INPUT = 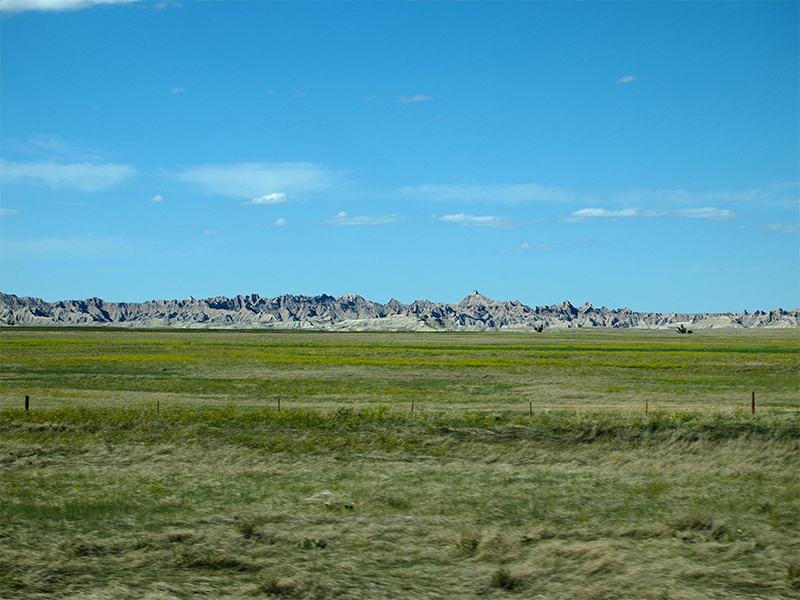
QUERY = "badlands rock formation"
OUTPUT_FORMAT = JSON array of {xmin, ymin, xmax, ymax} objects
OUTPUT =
[{"xmin": 1, "ymin": 291, "xmax": 797, "ymax": 331}]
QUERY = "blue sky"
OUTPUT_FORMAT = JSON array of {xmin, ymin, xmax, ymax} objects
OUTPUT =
[{"xmin": 1, "ymin": 0, "xmax": 798, "ymax": 313}]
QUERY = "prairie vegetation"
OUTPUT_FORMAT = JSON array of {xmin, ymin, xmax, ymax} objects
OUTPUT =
[{"xmin": 1, "ymin": 327, "xmax": 798, "ymax": 599}]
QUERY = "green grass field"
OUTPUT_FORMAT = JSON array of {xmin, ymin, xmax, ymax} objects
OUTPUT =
[{"xmin": 1, "ymin": 327, "xmax": 798, "ymax": 599}]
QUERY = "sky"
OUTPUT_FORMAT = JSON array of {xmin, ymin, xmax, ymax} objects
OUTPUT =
[{"xmin": 1, "ymin": 0, "xmax": 798, "ymax": 313}]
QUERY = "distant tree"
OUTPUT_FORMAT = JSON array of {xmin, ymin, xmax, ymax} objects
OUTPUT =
[
  {"xmin": 534, "ymin": 324, "xmax": 544, "ymax": 333},
  {"xmin": 676, "ymin": 324, "xmax": 693, "ymax": 334}
]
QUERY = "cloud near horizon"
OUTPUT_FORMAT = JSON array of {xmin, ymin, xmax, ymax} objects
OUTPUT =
[
  {"xmin": 174, "ymin": 162, "xmax": 340, "ymax": 199},
  {"xmin": 0, "ymin": 160, "xmax": 136, "ymax": 192},
  {"xmin": 399, "ymin": 182, "xmax": 577, "ymax": 204},
  {"xmin": 327, "ymin": 211, "xmax": 402, "ymax": 226},
  {"xmin": 439, "ymin": 214, "xmax": 517, "ymax": 228},
  {"xmin": 1, "ymin": 208, "xmax": 19, "ymax": 216},
  {"xmin": 566, "ymin": 206, "xmax": 739, "ymax": 222},
  {"xmin": 241, "ymin": 192, "xmax": 289, "ymax": 206},
  {"xmin": 502, "ymin": 242, "xmax": 551, "ymax": 253},
  {"xmin": 763, "ymin": 222, "xmax": 800, "ymax": 233},
  {"xmin": 399, "ymin": 94, "xmax": 432, "ymax": 103},
  {"xmin": 615, "ymin": 75, "xmax": 637, "ymax": 83},
  {"xmin": 149, "ymin": 194, "xmax": 167, "ymax": 202},
  {"xmin": 0, "ymin": 0, "xmax": 139, "ymax": 12}
]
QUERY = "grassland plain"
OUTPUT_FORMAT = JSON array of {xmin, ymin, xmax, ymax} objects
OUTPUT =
[{"xmin": 0, "ymin": 327, "xmax": 799, "ymax": 599}]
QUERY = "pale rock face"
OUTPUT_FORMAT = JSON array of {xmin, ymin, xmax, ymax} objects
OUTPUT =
[{"xmin": 0, "ymin": 292, "xmax": 797, "ymax": 330}]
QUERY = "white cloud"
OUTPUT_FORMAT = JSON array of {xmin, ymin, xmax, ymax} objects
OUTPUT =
[
  {"xmin": 204, "ymin": 230, "xmax": 218, "ymax": 236},
  {"xmin": 327, "ymin": 211, "xmax": 402, "ymax": 226},
  {"xmin": 399, "ymin": 94, "xmax": 433, "ymax": 103},
  {"xmin": 399, "ymin": 182, "xmax": 576, "ymax": 204},
  {"xmin": 149, "ymin": 194, "xmax": 167, "ymax": 202},
  {"xmin": 439, "ymin": 214, "xmax": 517, "ymax": 228},
  {"xmin": 241, "ymin": 192, "xmax": 289, "ymax": 206},
  {"xmin": 0, "ymin": 0, "xmax": 139, "ymax": 12},
  {"xmin": 169, "ymin": 87, "xmax": 185, "ymax": 94},
  {"xmin": 0, "ymin": 160, "xmax": 136, "ymax": 192},
  {"xmin": 274, "ymin": 218, "xmax": 287, "ymax": 227},
  {"xmin": 174, "ymin": 162, "xmax": 339, "ymax": 199},
  {"xmin": 0, "ymin": 208, "xmax": 19, "ymax": 216},
  {"xmin": 615, "ymin": 76, "xmax": 637, "ymax": 83},
  {"xmin": 764, "ymin": 223, "xmax": 800, "ymax": 233},
  {"xmin": 154, "ymin": 0, "xmax": 180, "ymax": 9}
]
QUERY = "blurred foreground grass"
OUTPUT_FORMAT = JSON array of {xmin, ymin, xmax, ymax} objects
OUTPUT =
[{"xmin": 1, "ymin": 328, "xmax": 798, "ymax": 598}]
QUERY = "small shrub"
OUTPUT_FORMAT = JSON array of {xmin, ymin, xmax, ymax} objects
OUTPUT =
[
  {"xmin": 300, "ymin": 537, "xmax": 326, "ymax": 549},
  {"xmin": 455, "ymin": 530, "xmax": 481, "ymax": 556},
  {"xmin": 787, "ymin": 558, "xmax": 800, "ymax": 589},
  {"xmin": 257, "ymin": 575, "xmax": 297, "ymax": 596},
  {"xmin": 490, "ymin": 567, "xmax": 520, "ymax": 590},
  {"xmin": 234, "ymin": 516, "xmax": 258, "ymax": 539}
]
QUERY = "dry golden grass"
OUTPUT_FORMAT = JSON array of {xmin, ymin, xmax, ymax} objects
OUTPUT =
[{"xmin": 1, "ymin": 328, "xmax": 798, "ymax": 598}]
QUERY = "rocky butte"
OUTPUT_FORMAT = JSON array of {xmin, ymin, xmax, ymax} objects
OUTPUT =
[{"xmin": 1, "ymin": 291, "xmax": 797, "ymax": 331}]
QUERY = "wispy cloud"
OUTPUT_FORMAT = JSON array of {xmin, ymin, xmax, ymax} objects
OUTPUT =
[
  {"xmin": 0, "ymin": 208, "xmax": 19, "ymax": 216},
  {"xmin": 154, "ymin": 0, "xmax": 180, "ymax": 9},
  {"xmin": 502, "ymin": 242, "xmax": 551, "ymax": 253},
  {"xmin": 169, "ymin": 87, "xmax": 185, "ymax": 94},
  {"xmin": 149, "ymin": 194, "xmax": 167, "ymax": 202},
  {"xmin": 0, "ymin": 0, "xmax": 140, "ymax": 13},
  {"xmin": 615, "ymin": 75, "xmax": 637, "ymax": 83},
  {"xmin": 204, "ymin": 230, "xmax": 218, "ymax": 236},
  {"xmin": 274, "ymin": 218, "xmax": 287, "ymax": 227},
  {"xmin": 0, "ymin": 160, "xmax": 136, "ymax": 192},
  {"xmin": 326, "ymin": 211, "xmax": 402, "ymax": 226},
  {"xmin": 7, "ymin": 134, "xmax": 106, "ymax": 162},
  {"xmin": 174, "ymin": 162, "xmax": 340, "ymax": 199},
  {"xmin": 764, "ymin": 223, "xmax": 800, "ymax": 233},
  {"xmin": 399, "ymin": 182, "xmax": 576, "ymax": 204},
  {"xmin": 568, "ymin": 208, "xmax": 640, "ymax": 221},
  {"xmin": 670, "ymin": 207, "xmax": 737, "ymax": 220},
  {"xmin": 439, "ymin": 214, "xmax": 517, "ymax": 228},
  {"xmin": 565, "ymin": 206, "xmax": 739, "ymax": 222},
  {"xmin": 0, "ymin": 235, "xmax": 123, "ymax": 258},
  {"xmin": 399, "ymin": 94, "xmax": 432, "ymax": 103},
  {"xmin": 241, "ymin": 192, "xmax": 289, "ymax": 206}
]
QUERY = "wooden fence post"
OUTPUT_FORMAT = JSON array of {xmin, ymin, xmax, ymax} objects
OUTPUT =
[
  {"xmin": 25, "ymin": 395, "xmax": 29, "ymax": 411},
  {"xmin": 751, "ymin": 391, "xmax": 755, "ymax": 415}
]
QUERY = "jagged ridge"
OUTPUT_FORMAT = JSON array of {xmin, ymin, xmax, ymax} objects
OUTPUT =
[{"xmin": 1, "ymin": 290, "xmax": 797, "ymax": 330}]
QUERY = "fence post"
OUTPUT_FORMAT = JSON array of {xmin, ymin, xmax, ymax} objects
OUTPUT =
[
  {"xmin": 529, "ymin": 399, "xmax": 533, "ymax": 416},
  {"xmin": 645, "ymin": 399, "xmax": 648, "ymax": 413},
  {"xmin": 25, "ymin": 395, "xmax": 29, "ymax": 411},
  {"xmin": 751, "ymin": 391, "xmax": 755, "ymax": 415}
]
